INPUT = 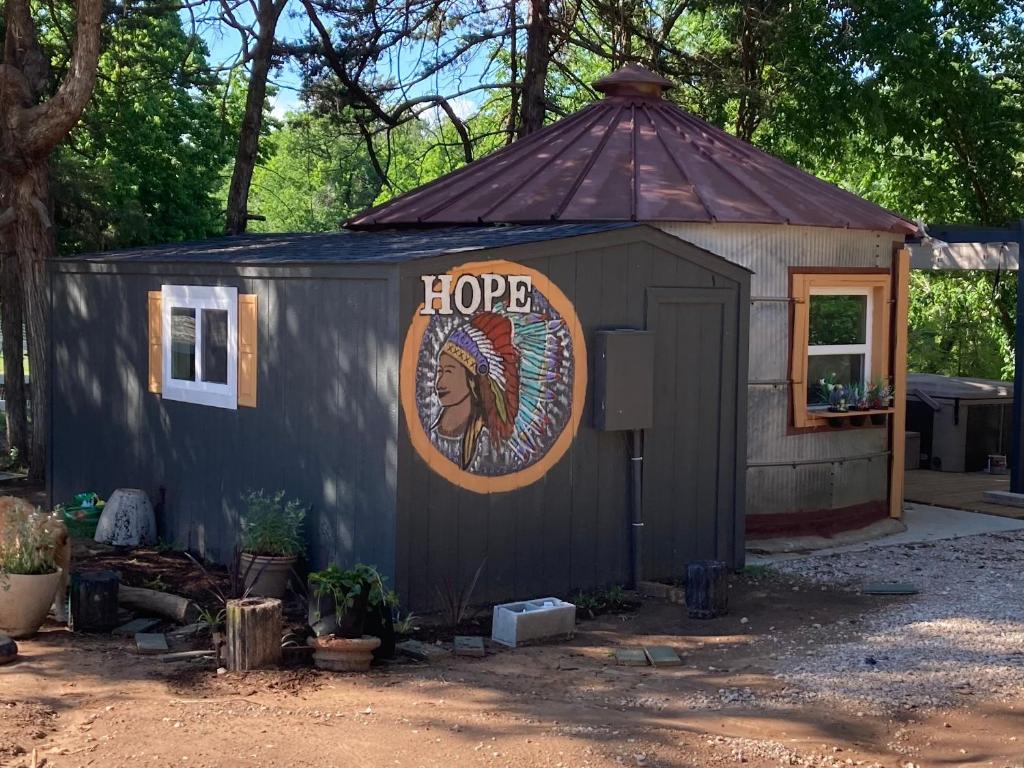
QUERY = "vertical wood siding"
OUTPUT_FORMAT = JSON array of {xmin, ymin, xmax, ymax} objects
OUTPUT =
[
  {"xmin": 395, "ymin": 234, "xmax": 749, "ymax": 607},
  {"xmin": 49, "ymin": 268, "xmax": 400, "ymax": 579}
]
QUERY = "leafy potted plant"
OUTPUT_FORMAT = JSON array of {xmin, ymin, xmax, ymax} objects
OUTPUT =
[
  {"xmin": 868, "ymin": 379, "xmax": 895, "ymax": 425},
  {"xmin": 239, "ymin": 490, "xmax": 306, "ymax": 598},
  {"xmin": 0, "ymin": 506, "xmax": 64, "ymax": 638},
  {"xmin": 307, "ymin": 563, "xmax": 397, "ymax": 672}
]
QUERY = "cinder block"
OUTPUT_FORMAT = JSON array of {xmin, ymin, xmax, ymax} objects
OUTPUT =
[{"xmin": 491, "ymin": 598, "xmax": 576, "ymax": 647}]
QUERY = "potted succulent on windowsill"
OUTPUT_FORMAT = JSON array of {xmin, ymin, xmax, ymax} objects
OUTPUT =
[
  {"xmin": 307, "ymin": 563, "xmax": 398, "ymax": 672},
  {"xmin": 817, "ymin": 375, "xmax": 848, "ymax": 427},
  {"xmin": 239, "ymin": 490, "xmax": 306, "ymax": 599},
  {"xmin": 847, "ymin": 384, "xmax": 870, "ymax": 426},
  {"xmin": 868, "ymin": 380, "xmax": 895, "ymax": 425},
  {"xmin": 0, "ymin": 506, "xmax": 64, "ymax": 638}
]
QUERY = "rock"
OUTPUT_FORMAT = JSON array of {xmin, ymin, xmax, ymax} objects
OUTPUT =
[{"xmin": 0, "ymin": 633, "xmax": 17, "ymax": 665}]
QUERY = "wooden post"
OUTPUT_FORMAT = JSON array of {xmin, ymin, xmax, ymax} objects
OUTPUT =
[
  {"xmin": 225, "ymin": 597, "xmax": 282, "ymax": 671},
  {"xmin": 889, "ymin": 247, "xmax": 910, "ymax": 518},
  {"xmin": 70, "ymin": 571, "xmax": 120, "ymax": 632}
]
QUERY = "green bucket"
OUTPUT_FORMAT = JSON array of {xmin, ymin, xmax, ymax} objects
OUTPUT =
[{"xmin": 60, "ymin": 492, "xmax": 104, "ymax": 539}]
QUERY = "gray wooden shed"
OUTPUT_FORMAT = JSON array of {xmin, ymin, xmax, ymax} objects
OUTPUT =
[{"xmin": 49, "ymin": 223, "xmax": 749, "ymax": 608}]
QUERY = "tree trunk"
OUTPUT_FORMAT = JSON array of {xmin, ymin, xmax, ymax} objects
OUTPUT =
[
  {"xmin": 224, "ymin": 0, "xmax": 287, "ymax": 235},
  {"xmin": 226, "ymin": 597, "xmax": 282, "ymax": 671},
  {"xmin": 1, "ymin": 0, "xmax": 103, "ymax": 482},
  {"xmin": 12, "ymin": 164, "xmax": 53, "ymax": 481},
  {"xmin": 0, "ymin": 235, "xmax": 27, "ymax": 461},
  {"xmin": 518, "ymin": 0, "xmax": 552, "ymax": 138}
]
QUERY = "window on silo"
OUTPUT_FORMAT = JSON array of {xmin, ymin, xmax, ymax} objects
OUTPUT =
[
  {"xmin": 806, "ymin": 290, "xmax": 871, "ymax": 406},
  {"xmin": 789, "ymin": 271, "xmax": 893, "ymax": 430}
]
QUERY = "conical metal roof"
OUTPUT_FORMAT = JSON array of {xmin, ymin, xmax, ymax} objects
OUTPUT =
[{"xmin": 347, "ymin": 66, "xmax": 915, "ymax": 235}]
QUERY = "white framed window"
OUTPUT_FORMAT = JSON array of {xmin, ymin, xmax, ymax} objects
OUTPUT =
[
  {"xmin": 806, "ymin": 286, "xmax": 872, "ymax": 407},
  {"xmin": 161, "ymin": 285, "xmax": 238, "ymax": 410}
]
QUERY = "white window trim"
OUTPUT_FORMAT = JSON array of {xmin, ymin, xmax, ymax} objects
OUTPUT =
[
  {"xmin": 161, "ymin": 285, "xmax": 238, "ymax": 410},
  {"xmin": 807, "ymin": 286, "xmax": 873, "ymax": 407}
]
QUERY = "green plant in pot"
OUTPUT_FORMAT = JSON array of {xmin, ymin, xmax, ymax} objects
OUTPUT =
[
  {"xmin": 867, "ymin": 380, "xmax": 895, "ymax": 425},
  {"xmin": 307, "ymin": 564, "xmax": 398, "ymax": 672},
  {"xmin": 0, "ymin": 505, "xmax": 64, "ymax": 638},
  {"xmin": 239, "ymin": 490, "xmax": 306, "ymax": 598}
]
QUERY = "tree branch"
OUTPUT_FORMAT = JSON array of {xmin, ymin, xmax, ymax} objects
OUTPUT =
[{"xmin": 22, "ymin": 0, "xmax": 104, "ymax": 157}]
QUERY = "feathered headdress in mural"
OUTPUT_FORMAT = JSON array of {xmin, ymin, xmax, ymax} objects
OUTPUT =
[
  {"xmin": 502, "ymin": 308, "xmax": 566, "ymax": 464},
  {"xmin": 440, "ymin": 312, "xmax": 520, "ymax": 467},
  {"xmin": 439, "ymin": 304, "xmax": 569, "ymax": 470}
]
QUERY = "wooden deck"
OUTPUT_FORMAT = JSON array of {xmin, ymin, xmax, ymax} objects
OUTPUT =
[{"xmin": 904, "ymin": 469, "xmax": 1024, "ymax": 519}]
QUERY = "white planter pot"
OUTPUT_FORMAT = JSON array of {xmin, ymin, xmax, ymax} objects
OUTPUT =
[
  {"xmin": 240, "ymin": 553, "xmax": 296, "ymax": 598},
  {"xmin": 0, "ymin": 568, "xmax": 62, "ymax": 639}
]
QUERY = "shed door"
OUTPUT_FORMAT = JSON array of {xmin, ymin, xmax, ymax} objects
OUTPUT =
[{"xmin": 643, "ymin": 287, "xmax": 739, "ymax": 580}]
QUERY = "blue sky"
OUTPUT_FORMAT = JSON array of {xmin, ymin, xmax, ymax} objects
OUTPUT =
[{"xmin": 191, "ymin": 4, "xmax": 494, "ymax": 121}]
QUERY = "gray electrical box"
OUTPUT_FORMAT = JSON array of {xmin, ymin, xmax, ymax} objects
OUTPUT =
[{"xmin": 593, "ymin": 329, "xmax": 655, "ymax": 431}]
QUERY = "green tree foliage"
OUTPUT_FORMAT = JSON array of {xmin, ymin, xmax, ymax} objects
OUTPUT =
[
  {"xmin": 245, "ymin": 111, "xmax": 383, "ymax": 231},
  {"xmin": 909, "ymin": 271, "xmax": 1016, "ymax": 380},
  {"xmin": 51, "ymin": 8, "xmax": 235, "ymax": 253}
]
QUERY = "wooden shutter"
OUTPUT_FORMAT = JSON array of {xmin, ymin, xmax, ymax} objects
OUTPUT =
[
  {"xmin": 237, "ymin": 294, "xmax": 258, "ymax": 407},
  {"xmin": 147, "ymin": 291, "xmax": 162, "ymax": 393}
]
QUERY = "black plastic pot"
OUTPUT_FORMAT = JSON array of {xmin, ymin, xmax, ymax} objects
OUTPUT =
[
  {"xmin": 308, "ymin": 581, "xmax": 369, "ymax": 639},
  {"xmin": 364, "ymin": 603, "xmax": 396, "ymax": 660},
  {"xmin": 848, "ymin": 413, "xmax": 866, "ymax": 427},
  {"xmin": 870, "ymin": 413, "xmax": 887, "ymax": 426}
]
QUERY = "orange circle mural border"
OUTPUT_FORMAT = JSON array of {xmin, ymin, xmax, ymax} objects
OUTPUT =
[{"xmin": 400, "ymin": 259, "xmax": 588, "ymax": 494}]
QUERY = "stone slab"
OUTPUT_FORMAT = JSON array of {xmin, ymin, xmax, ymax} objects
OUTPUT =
[
  {"xmin": 454, "ymin": 636, "xmax": 485, "ymax": 657},
  {"xmin": 135, "ymin": 633, "xmax": 169, "ymax": 654},
  {"xmin": 396, "ymin": 640, "xmax": 450, "ymax": 662},
  {"xmin": 862, "ymin": 582, "xmax": 919, "ymax": 595},
  {"xmin": 615, "ymin": 648, "xmax": 649, "ymax": 666},
  {"xmin": 644, "ymin": 646, "xmax": 682, "ymax": 666},
  {"xmin": 113, "ymin": 618, "xmax": 161, "ymax": 637},
  {"xmin": 983, "ymin": 490, "xmax": 1024, "ymax": 508},
  {"xmin": 167, "ymin": 622, "xmax": 209, "ymax": 639}
]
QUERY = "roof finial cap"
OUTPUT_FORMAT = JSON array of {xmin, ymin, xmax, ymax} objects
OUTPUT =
[{"xmin": 593, "ymin": 64, "xmax": 674, "ymax": 99}]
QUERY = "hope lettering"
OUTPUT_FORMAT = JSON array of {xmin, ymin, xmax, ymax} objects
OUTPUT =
[{"xmin": 420, "ymin": 274, "xmax": 533, "ymax": 315}]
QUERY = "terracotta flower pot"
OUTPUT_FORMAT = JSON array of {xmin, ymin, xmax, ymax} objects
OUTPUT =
[
  {"xmin": 0, "ymin": 568, "xmax": 62, "ymax": 639},
  {"xmin": 240, "ymin": 553, "xmax": 296, "ymax": 598},
  {"xmin": 310, "ymin": 635, "xmax": 381, "ymax": 672}
]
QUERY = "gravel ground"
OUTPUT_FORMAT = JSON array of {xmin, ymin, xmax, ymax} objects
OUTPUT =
[{"xmin": 767, "ymin": 530, "xmax": 1024, "ymax": 715}]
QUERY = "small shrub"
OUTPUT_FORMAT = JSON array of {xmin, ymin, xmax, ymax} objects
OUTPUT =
[
  {"xmin": 309, "ymin": 563, "xmax": 397, "ymax": 619},
  {"xmin": 0, "ymin": 505, "xmax": 60, "ymax": 577},
  {"xmin": 240, "ymin": 490, "xmax": 306, "ymax": 557}
]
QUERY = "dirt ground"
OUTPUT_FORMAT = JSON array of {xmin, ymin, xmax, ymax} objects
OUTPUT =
[{"xmin": 4, "ymin": 561, "xmax": 1024, "ymax": 768}]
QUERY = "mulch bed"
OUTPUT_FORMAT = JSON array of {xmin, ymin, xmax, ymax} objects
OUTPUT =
[{"xmin": 73, "ymin": 542, "xmax": 230, "ymax": 613}]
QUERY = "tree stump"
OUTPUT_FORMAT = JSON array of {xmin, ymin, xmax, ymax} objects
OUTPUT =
[
  {"xmin": 225, "ymin": 597, "xmax": 282, "ymax": 671},
  {"xmin": 70, "ymin": 570, "xmax": 121, "ymax": 632},
  {"xmin": 685, "ymin": 560, "xmax": 729, "ymax": 619}
]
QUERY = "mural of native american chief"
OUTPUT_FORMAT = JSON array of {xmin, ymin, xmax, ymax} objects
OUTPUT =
[{"xmin": 415, "ymin": 291, "xmax": 576, "ymax": 478}]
